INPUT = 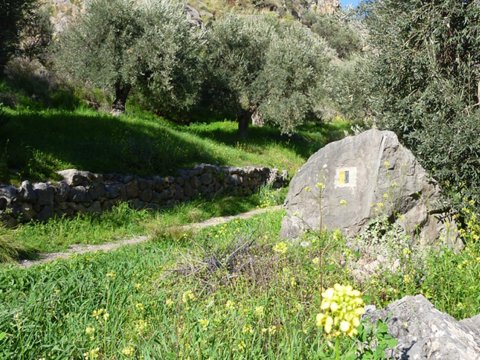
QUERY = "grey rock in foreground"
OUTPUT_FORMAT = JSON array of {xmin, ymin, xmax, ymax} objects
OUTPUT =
[
  {"xmin": 281, "ymin": 129, "xmax": 459, "ymax": 247},
  {"xmin": 370, "ymin": 295, "xmax": 480, "ymax": 360}
]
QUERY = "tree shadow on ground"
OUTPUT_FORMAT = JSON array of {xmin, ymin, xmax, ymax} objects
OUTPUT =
[
  {"xmin": 1, "ymin": 110, "xmax": 225, "ymax": 182},
  {"xmin": 185, "ymin": 120, "xmax": 350, "ymax": 159}
]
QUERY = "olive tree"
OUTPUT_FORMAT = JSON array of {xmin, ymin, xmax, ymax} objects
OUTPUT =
[
  {"xmin": 55, "ymin": 0, "xmax": 203, "ymax": 114},
  {"xmin": 365, "ymin": 0, "xmax": 480, "ymax": 205},
  {"xmin": 206, "ymin": 14, "xmax": 333, "ymax": 136}
]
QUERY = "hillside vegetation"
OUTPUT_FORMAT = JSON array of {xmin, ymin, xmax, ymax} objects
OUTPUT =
[{"xmin": 1, "ymin": 0, "xmax": 480, "ymax": 359}]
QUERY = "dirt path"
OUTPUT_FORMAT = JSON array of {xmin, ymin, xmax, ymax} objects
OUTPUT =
[{"xmin": 18, "ymin": 206, "xmax": 283, "ymax": 268}]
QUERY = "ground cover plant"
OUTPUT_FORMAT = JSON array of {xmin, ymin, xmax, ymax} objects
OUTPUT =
[
  {"xmin": 0, "ymin": 185, "xmax": 286, "ymax": 261},
  {"xmin": 0, "ymin": 211, "xmax": 391, "ymax": 359},
  {"xmin": 1, "ymin": 209, "xmax": 479, "ymax": 359},
  {"xmin": 0, "ymin": 104, "xmax": 349, "ymax": 185}
]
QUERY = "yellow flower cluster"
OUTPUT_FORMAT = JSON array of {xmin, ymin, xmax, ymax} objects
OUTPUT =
[
  {"xmin": 182, "ymin": 290, "xmax": 196, "ymax": 304},
  {"xmin": 225, "ymin": 300, "xmax": 235, "ymax": 310},
  {"xmin": 91, "ymin": 308, "xmax": 109, "ymax": 322},
  {"xmin": 83, "ymin": 347, "xmax": 99, "ymax": 359},
  {"xmin": 316, "ymin": 284, "xmax": 365, "ymax": 337},
  {"xmin": 273, "ymin": 242, "xmax": 288, "ymax": 254},
  {"xmin": 198, "ymin": 319, "xmax": 210, "ymax": 330},
  {"xmin": 254, "ymin": 306, "xmax": 264, "ymax": 317},
  {"xmin": 85, "ymin": 326, "xmax": 95, "ymax": 340},
  {"xmin": 459, "ymin": 200, "xmax": 480, "ymax": 243},
  {"xmin": 121, "ymin": 346, "xmax": 135, "ymax": 357},
  {"xmin": 134, "ymin": 319, "xmax": 147, "ymax": 334}
]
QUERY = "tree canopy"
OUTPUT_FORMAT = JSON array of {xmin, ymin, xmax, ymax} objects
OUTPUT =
[
  {"xmin": 55, "ymin": 0, "xmax": 203, "ymax": 114},
  {"xmin": 366, "ymin": 0, "xmax": 480, "ymax": 204},
  {"xmin": 205, "ymin": 14, "xmax": 333, "ymax": 136}
]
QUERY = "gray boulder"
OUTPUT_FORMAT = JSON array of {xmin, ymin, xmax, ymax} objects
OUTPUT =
[
  {"xmin": 281, "ymin": 129, "xmax": 459, "ymax": 247},
  {"xmin": 370, "ymin": 295, "xmax": 480, "ymax": 359}
]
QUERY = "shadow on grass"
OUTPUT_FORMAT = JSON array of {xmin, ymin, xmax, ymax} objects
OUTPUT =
[
  {"xmin": 186, "ymin": 120, "xmax": 350, "ymax": 159},
  {"xmin": 1, "ymin": 110, "xmax": 227, "ymax": 182}
]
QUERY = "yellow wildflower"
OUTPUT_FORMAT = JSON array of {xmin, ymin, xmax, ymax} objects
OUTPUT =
[
  {"xmin": 85, "ymin": 326, "xmax": 95, "ymax": 340},
  {"xmin": 254, "ymin": 306, "xmax": 265, "ymax": 317},
  {"xmin": 91, "ymin": 308, "xmax": 109, "ymax": 321},
  {"xmin": 121, "ymin": 346, "xmax": 135, "ymax": 357},
  {"xmin": 83, "ymin": 347, "xmax": 100, "ymax": 359},
  {"xmin": 225, "ymin": 300, "xmax": 235, "ymax": 310},
  {"xmin": 106, "ymin": 271, "xmax": 116, "ymax": 279},
  {"xmin": 182, "ymin": 290, "xmax": 196, "ymax": 304},
  {"xmin": 134, "ymin": 319, "xmax": 147, "ymax": 334},
  {"xmin": 165, "ymin": 298, "xmax": 174, "ymax": 307},
  {"xmin": 235, "ymin": 340, "xmax": 246, "ymax": 352},
  {"xmin": 198, "ymin": 319, "xmax": 209, "ymax": 330},
  {"xmin": 316, "ymin": 284, "xmax": 365, "ymax": 338},
  {"xmin": 268, "ymin": 325, "xmax": 277, "ymax": 335},
  {"xmin": 135, "ymin": 303, "xmax": 145, "ymax": 311},
  {"xmin": 273, "ymin": 242, "xmax": 288, "ymax": 254},
  {"xmin": 242, "ymin": 324, "xmax": 254, "ymax": 334}
]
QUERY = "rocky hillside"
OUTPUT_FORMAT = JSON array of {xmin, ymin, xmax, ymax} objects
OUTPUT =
[{"xmin": 44, "ymin": 0, "xmax": 341, "ymax": 34}]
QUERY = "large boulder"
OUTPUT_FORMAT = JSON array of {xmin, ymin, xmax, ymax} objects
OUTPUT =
[
  {"xmin": 369, "ymin": 295, "xmax": 480, "ymax": 359},
  {"xmin": 280, "ymin": 129, "xmax": 458, "ymax": 247}
]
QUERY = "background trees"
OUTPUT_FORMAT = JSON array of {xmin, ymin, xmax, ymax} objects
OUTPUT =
[
  {"xmin": 205, "ymin": 14, "xmax": 333, "ymax": 136},
  {"xmin": 366, "ymin": 0, "xmax": 480, "ymax": 204},
  {"xmin": 0, "ymin": 0, "xmax": 39, "ymax": 72},
  {"xmin": 55, "ymin": 0, "xmax": 203, "ymax": 114}
]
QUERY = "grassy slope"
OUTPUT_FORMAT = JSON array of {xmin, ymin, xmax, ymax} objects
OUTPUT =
[
  {"xmin": 0, "ymin": 212, "xmax": 356, "ymax": 359},
  {"xmin": 1, "ymin": 107, "xmax": 349, "ymax": 184},
  {"xmin": 1, "ymin": 212, "xmax": 479, "ymax": 359}
]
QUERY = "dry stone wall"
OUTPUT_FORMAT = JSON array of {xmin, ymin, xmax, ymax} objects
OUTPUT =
[{"xmin": 0, "ymin": 165, "xmax": 288, "ymax": 226}]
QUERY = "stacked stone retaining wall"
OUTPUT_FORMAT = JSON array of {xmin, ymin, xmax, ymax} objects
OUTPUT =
[{"xmin": 0, "ymin": 164, "xmax": 288, "ymax": 225}]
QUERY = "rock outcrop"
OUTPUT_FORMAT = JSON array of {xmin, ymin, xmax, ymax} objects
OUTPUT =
[
  {"xmin": 369, "ymin": 295, "xmax": 480, "ymax": 359},
  {"xmin": 0, "ymin": 165, "xmax": 287, "ymax": 225},
  {"xmin": 281, "ymin": 129, "xmax": 458, "ymax": 247}
]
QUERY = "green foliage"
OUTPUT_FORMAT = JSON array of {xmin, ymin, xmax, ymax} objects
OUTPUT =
[
  {"xmin": 358, "ymin": 208, "xmax": 480, "ymax": 320},
  {"xmin": 55, "ymin": 0, "xmax": 202, "ymax": 113},
  {"xmin": 356, "ymin": 321, "xmax": 397, "ymax": 359},
  {"xmin": 365, "ymin": 0, "xmax": 480, "ymax": 206},
  {"xmin": 0, "ymin": 212, "xmax": 395, "ymax": 359},
  {"xmin": 17, "ymin": 3, "xmax": 53, "ymax": 64},
  {"xmin": 205, "ymin": 14, "xmax": 333, "ymax": 134},
  {"xmin": 303, "ymin": 11, "xmax": 363, "ymax": 59},
  {"xmin": 0, "ymin": 0, "xmax": 36, "ymax": 70},
  {"xmin": 3, "ymin": 187, "xmax": 285, "ymax": 254},
  {"xmin": 0, "ymin": 106, "xmax": 348, "ymax": 183}
]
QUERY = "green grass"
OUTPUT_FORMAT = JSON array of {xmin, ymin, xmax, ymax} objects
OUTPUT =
[
  {"xmin": 0, "ymin": 212, "xmax": 379, "ymax": 359},
  {"xmin": 0, "ymin": 186, "xmax": 286, "ymax": 258},
  {"xmin": 0, "ymin": 104, "xmax": 349, "ymax": 184},
  {"xmin": 2, "ymin": 210, "xmax": 479, "ymax": 359}
]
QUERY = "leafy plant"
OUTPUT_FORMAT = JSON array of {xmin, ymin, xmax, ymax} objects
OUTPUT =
[
  {"xmin": 55, "ymin": 0, "xmax": 203, "ymax": 114},
  {"xmin": 205, "ymin": 14, "xmax": 333, "ymax": 136},
  {"xmin": 365, "ymin": 0, "xmax": 480, "ymax": 208}
]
